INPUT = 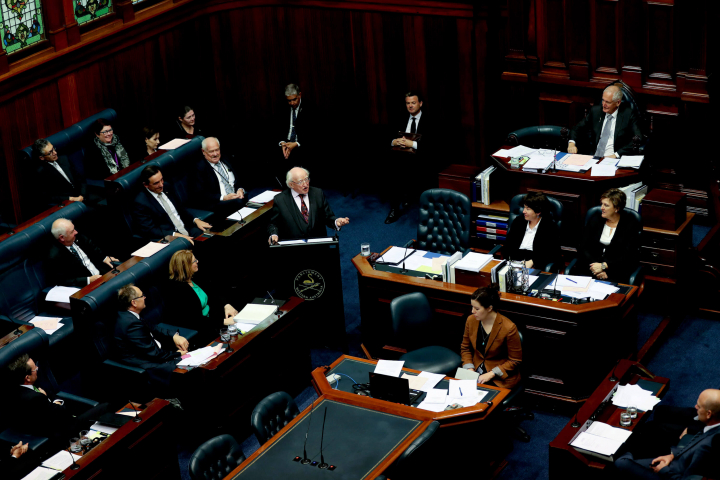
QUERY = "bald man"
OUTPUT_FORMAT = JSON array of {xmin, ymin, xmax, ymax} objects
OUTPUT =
[
  {"xmin": 45, "ymin": 218, "xmax": 119, "ymax": 287},
  {"xmin": 568, "ymin": 85, "xmax": 643, "ymax": 158},
  {"xmin": 614, "ymin": 389, "xmax": 720, "ymax": 479}
]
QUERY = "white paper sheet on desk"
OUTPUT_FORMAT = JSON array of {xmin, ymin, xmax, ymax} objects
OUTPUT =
[
  {"xmin": 158, "ymin": 138, "xmax": 190, "ymax": 150},
  {"xmin": 493, "ymin": 149, "xmax": 512, "ymax": 158},
  {"xmin": 401, "ymin": 373, "xmax": 429, "ymax": 390},
  {"xmin": 131, "ymin": 242, "xmax": 169, "ymax": 257},
  {"xmin": 45, "ymin": 286, "xmax": 81, "ymax": 303},
  {"xmin": 41, "ymin": 450, "xmax": 81, "ymax": 470},
  {"xmin": 571, "ymin": 431, "xmax": 623, "ymax": 456},
  {"xmin": 249, "ymin": 190, "xmax": 281, "ymax": 204},
  {"xmin": 30, "ymin": 317, "xmax": 64, "ymax": 335},
  {"xmin": 599, "ymin": 157, "xmax": 620, "ymax": 166},
  {"xmin": 612, "ymin": 384, "xmax": 661, "ymax": 411},
  {"xmin": 91, "ymin": 422, "xmax": 119, "ymax": 435},
  {"xmin": 545, "ymin": 275, "xmax": 592, "ymax": 289},
  {"xmin": 307, "ymin": 237, "xmax": 335, "ymax": 243},
  {"xmin": 403, "ymin": 255, "xmax": 434, "ymax": 271},
  {"xmin": 505, "ymin": 145, "xmax": 535, "ymax": 156},
  {"xmin": 416, "ymin": 400, "xmax": 448, "ymax": 412},
  {"xmin": 228, "ymin": 207, "xmax": 257, "ymax": 221},
  {"xmin": 177, "ymin": 346, "xmax": 219, "ymax": 367},
  {"xmin": 21, "ymin": 466, "xmax": 60, "ymax": 480},
  {"xmin": 454, "ymin": 253, "xmax": 493, "ymax": 272},
  {"xmin": 417, "ymin": 371, "xmax": 445, "ymax": 391},
  {"xmin": 424, "ymin": 389, "xmax": 449, "ymax": 404},
  {"xmin": 448, "ymin": 379, "xmax": 477, "ymax": 398},
  {"xmin": 374, "ymin": 360, "xmax": 404, "ymax": 377},
  {"xmin": 586, "ymin": 421, "xmax": 633, "ymax": 443},
  {"xmin": 375, "ymin": 246, "xmax": 416, "ymax": 264},
  {"xmin": 236, "ymin": 322, "xmax": 258, "ymax": 334},
  {"xmin": 448, "ymin": 392, "xmax": 486, "ymax": 408},
  {"xmin": 591, "ymin": 164, "xmax": 617, "ymax": 177},
  {"xmin": 278, "ymin": 239, "xmax": 307, "ymax": 245},
  {"xmin": 522, "ymin": 156, "xmax": 554, "ymax": 171},
  {"xmin": 617, "ymin": 155, "xmax": 644, "ymax": 168}
]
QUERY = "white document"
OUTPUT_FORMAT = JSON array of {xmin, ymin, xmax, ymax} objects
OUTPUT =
[
  {"xmin": 599, "ymin": 157, "xmax": 620, "ymax": 166},
  {"xmin": 586, "ymin": 421, "xmax": 633, "ymax": 443},
  {"xmin": 424, "ymin": 389, "xmax": 449, "ymax": 404},
  {"xmin": 617, "ymin": 155, "xmax": 644, "ymax": 168},
  {"xmin": 45, "ymin": 286, "xmax": 81, "ymax": 303},
  {"xmin": 21, "ymin": 467, "xmax": 61, "ymax": 480},
  {"xmin": 548, "ymin": 275, "xmax": 593, "ymax": 289},
  {"xmin": 401, "ymin": 373, "xmax": 429, "ymax": 390},
  {"xmin": 448, "ymin": 391, "xmax": 487, "ymax": 407},
  {"xmin": 236, "ymin": 322, "xmax": 258, "ymax": 334},
  {"xmin": 448, "ymin": 379, "xmax": 477, "ymax": 398},
  {"xmin": 454, "ymin": 252, "xmax": 494, "ymax": 273},
  {"xmin": 249, "ymin": 190, "xmax": 282, "ymax": 204},
  {"xmin": 591, "ymin": 164, "xmax": 617, "ymax": 177},
  {"xmin": 307, "ymin": 237, "xmax": 335, "ymax": 243},
  {"xmin": 571, "ymin": 431, "xmax": 624, "ymax": 456},
  {"xmin": 277, "ymin": 239, "xmax": 307, "ymax": 245},
  {"xmin": 375, "ymin": 246, "xmax": 416, "ymax": 264},
  {"xmin": 416, "ymin": 400, "xmax": 448, "ymax": 412},
  {"xmin": 454, "ymin": 368, "xmax": 480, "ymax": 382},
  {"xmin": 41, "ymin": 450, "xmax": 82, "ymax": 470},
  {"xmin": 158, "ymin": 138, "xmax": 191, "ymax": 150},
  {"xmin": 90, "ymin": 422, "xmax": 119, "ymax": 435},
  {"xmin": 131, "ymin": 242, "xmax": 169, "ymax": 257},
  {"xmin": 234, "ymin": 303, "xmax": 277, "ymax": 325},
  {"xmin": 29, "ymin": 317, "xmax": 63, "ymax": 335},
  {"xmin": 522, "ymin": 156, "xmax": 554, "ymax": 171},
  {"xmin": 492, "ymin": 149, "xmax": 512, "ymax": 157},
  {"xmin": 403, "ymin": 255, "xmax": 434, "ymax": 271},
  {"xmin": 374, "ymin": 360, "xmax": 405, "ymax": 377},
  {"xmin": 177, "ymin": 345, "xmax": 224, "ymax": 367},
  {"xmin": 227, "ymin": 207, "xmax": 257, "ymax": 221},
  {"xmin": 612, "ymin": 384, "xmax": 661, "ymax": 411},
  {"xmin": 417, "ymin": 371, "xmax": 445, "ymax": 391},
  {"xmin": 505, "ymin": 145, "xmax": 535, "ymax": 156}
]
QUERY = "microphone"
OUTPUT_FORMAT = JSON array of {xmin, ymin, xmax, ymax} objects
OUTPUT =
[
  {"xmin": 236, "ymin": 208, "xmax": 246, "ymax": 227},
  {"xmin": 401, "ymin": 239, "xmax": 414, "ymax": 273},
  {"xmin": 552, "ymin": 274, "xmax": 559, "ymax": 299},
  {"xmin": 129, "ymin": 400, "xmax": 142, "ymax": 423},
  {"xmin": 318, "ymin": 407, "xmax": 329, "ymax": 469},
  {"xmin": 275, "ymin": 176, "xmax": 284, "ymax": 188},
  {"xmin": 68, "ymin": 449, "xmax": 80, "ymax": 470},
  {"xmin": 296, "ymin": 399, "xmax": 315, "ymax": 464}
]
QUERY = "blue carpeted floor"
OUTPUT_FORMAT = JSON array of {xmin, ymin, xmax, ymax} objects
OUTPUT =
[{"xmin": 177, "ymin": 187, "xmax": 720, "ymax": 480}]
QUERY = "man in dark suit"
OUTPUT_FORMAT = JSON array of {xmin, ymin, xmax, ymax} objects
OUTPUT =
[
  {"xmin": 113, "ymin": 284, "xmax": 189, "ymax": 388},
  {"xmin": 568, "ymin": 85, "xmax": 643, "ymax": 158},
  {"xmin": 268, "ymin": 167, "xmax": 349, "ymax": 244},
  {"xmin": 272, "ymin": 83, "xmax": 317, "ymax": 184},
  {"xmin": 132, "ymin": 165, "xmax": 211, "ymax": 241},
  {"xmin": 191, "ymin": 137, "xmax": 246, "ymax": 216},
  {"xmin": 0, "ymin": 440, "xmax": 35, "ymax": 480},
  {"xmin": 615, "ymin": 389, "xmax": 720, "ymax": 479},
  {"xmin": 46, "ymin": 218, "xmax": 119, "ymax": 288},
  {"xmin": 33, "ymin": 138, "xmax": 87, "ymax": 206}
]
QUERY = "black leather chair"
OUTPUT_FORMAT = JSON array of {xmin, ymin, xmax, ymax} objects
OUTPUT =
[
  {"xmin": 565, "ymin": 206, "xmax": 644, "ymax": 287},
  {"xmin": 606, "ymin": 80, "xmax": 649, "ymax": 155},
  {"xmin": 415, "ymin": 188, "xmax": 472, "ymax": 255},
  {"xmin": 498, "ymin": 330, "xmax": 533, "ymax": 442},
  {"xmin": 251, "ymin": 391, "xmax": 300, "ymax": 445},
  {"xmin": 383, "ymin": 421, "xmax": 440, "ymax": 480},
  {"xmin": 188, "ymin": 434, "xmax": 246, "ymax": 480},
  {"xmin": 507, "ymin": 125, "xmax": 568, "ymax": 150},
  {"xmin": 488, "ymin": 193, "xmax": 564, "ymax": 272},
  {"xmin": 390, "ymin": 292, "xmax": 461, "ymax": 376}
]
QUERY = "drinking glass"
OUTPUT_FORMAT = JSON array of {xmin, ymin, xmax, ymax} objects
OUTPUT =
[
  {"xmin": 627, "ymin": 405, "xmax": 638, "ymax": 419},
  {"xmin": 220, "ymin": 328, "xmax": 234, "ymax": 353},
  {"xmin": 79, "ymin": 430, "xmax": 91, "ymax": 447},
  {"xmin": 70, "ymin": 437, "xmax": 82, "ymax": 453},
  {"xmin": 619, "ymin": 412, "xmax": 632, "ymax": 427},
  {"xmin": 228, "ymin": 324, "xmax": 238, "ymax": 336},
  {"xmin": 361, "ymin": 243, "xmax": 371, "ymax": 257}
]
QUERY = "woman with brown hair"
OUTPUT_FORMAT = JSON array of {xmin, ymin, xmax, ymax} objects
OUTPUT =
[{"xmin": 84, "ymin": 118, "xmax": 131, "ymax": 179}]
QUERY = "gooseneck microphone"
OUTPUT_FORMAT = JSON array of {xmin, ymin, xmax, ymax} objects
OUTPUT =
[
  {"xmin": 129, "ymin": 400, "xmax": 142, "ymax": 423},
  {"xmin": 68, "ymin": 449, "xmax": 80, "ymax": 470},
  {"xmin": 300, "ymin": 400, "xmax": 315, "ymax": 464},
  {"xmin": 318, "ymin": 407, "xmax": 329, "ymax": 469},
  {"xmin": 401, "ymin": 239, "xmax": 414, "ymax": 274}
]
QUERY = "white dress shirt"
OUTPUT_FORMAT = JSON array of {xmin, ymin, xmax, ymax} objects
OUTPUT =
[
  {"xmin": 569, "ymin": 107, "xmax": 620, "ymax": 158},
  {"xmin": 291, "ymin": 189, "xmax": 341, "ymax": 230},
  {"xmin": 519, "ymin": 218, "xmax": 541, "ymax": 251},
  {"xmin": 67, "ymin": 242, "xmax": 100, "ymax": 284},
  {"xmin": 280, "ymin": 99, "xmax": 301, "ymax": 146},
  {"xmin": 50, "ymin": 161, "xmax": 72, "ymax": 185},
  {"xmin": 209, "ymin": 160, "xmax": 237, "ymax": 199},
  {"xmin": 392, "ymin": 110, "xmax": 422, "ymax": 149},
  {"xmin": 129, "ymin": 310, "xmax": 162, "ymax": 349},
  {"xmin": 146, "ymin": 188, "xmax": 187, "ymax": 235},
  {"xmin": 599, "ymin": 224, "xmax": 616, "ymax": 246}
]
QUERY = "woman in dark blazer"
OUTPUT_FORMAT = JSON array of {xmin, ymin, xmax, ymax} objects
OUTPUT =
[
  {"xmin": 578, "ymin": 188, "xmax": 641, "ymax": 283},
  {"xmin": 175, "ymin": 105, "xmax": 205, "ymax": 137},
  {"xmin": 84, "ymin": 118, "xmax": 131, "ymax": 179},
  {"xmin": 163, "ymin": 250, "xmax": 238, "ymax": 343},
  {"xmin": 460, "ymin": 284, "xmax": 522, "ymax": 389},
  {"xmin": 504, "ymin": 191, "xmax": 561, "ymax": 270}
]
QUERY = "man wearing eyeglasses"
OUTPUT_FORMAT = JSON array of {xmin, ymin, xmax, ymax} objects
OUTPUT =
[
  {"xmin": 268, "ymin": 167, "xmax": 349, "ymax": 245},
  {"xmin": 191, "ymin": 137, "xmax": 247, "ymax": 216},
  {"xmin": 33, "ymin": 138, "xmax": 87, "ymax": 206},
  {"xmin": 568, "ymin": 85, "xmax": 642, "ymax": 159}
]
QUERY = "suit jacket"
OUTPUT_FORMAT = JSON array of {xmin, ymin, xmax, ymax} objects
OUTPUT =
[
  {"xmin": 570, "ymin": 102, "xmax": 642, "ymax": 157},
  {"xmin": 460, "ymin": 313, "xmax": 522, "ymax": 389},
  {"xmin": 579, "ymin": 209, "xmax": 640, "ymax": 283},
  {"xmin": 161, "ymin": 280, "xmax": 221, "ymax": 342},
  {"xmin": 83, "ymin": 140, "xmax": 128, "ymax": 180},
  {"xmin": 0, "ymin": 439, "xmax": 37, "ymax": 480},
  {"xmin": 267, "ymin": 187, "xmax": 337, "ymax": 240},
  {"xmin": 504, "ymin": 216, "xmax": 561, "ymax": 270},
  {"xmin": 45, "ymin": 234, "xmax": 111, "ymax": 288},
  {"xmin": 113, "ymin": 310, "xmax": 181, "ymax": 385},
  {"xmin": 131, "ymin": 186, "xmax": 197, "ymax": 240},
  {"xmin": 191, "ymin": 159, "xmax": 244, "ymax": 211},
  {"xmin": 4, "ymin": 385, "xmax": 75, "ymax": 439},
  {"xmin": 36, "ymin": 156, "xmax": 85, "ymax": 205},
  {"xmin": 394, "ymin": 110, "xmax": 436, "ymax": 156},
  {"xmin": 276, "ymin": 102, "xmax": 315, "ymax": 147}
]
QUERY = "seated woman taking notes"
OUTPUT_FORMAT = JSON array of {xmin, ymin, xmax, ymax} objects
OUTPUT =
[
  {"xmin": 578, "ymin": 188, "xmax": 641, "ymax": 283},
  {"xmin": 163, "ymin": 250, "xmax": 239, "ymax": 343},
  {"xmin": 460, "ymin": 284, "xmax": 522, "ymax": 389},
  {"xmin": 504, "ymin": 191, "xmax": 561, "ymax": 270}
]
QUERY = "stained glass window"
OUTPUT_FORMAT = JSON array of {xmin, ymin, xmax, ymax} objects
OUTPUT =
[
  {"xmin": 1, "ymin": 0, "xmax": 44, "ymax": 54},
  {"xmin": 73, "ymin": 0, "xmax": 113, "ymax": 26}
]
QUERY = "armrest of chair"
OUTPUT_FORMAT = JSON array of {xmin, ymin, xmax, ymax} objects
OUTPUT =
[
  {"xmin": 157, "ymin": 323, "xmax": 198, "ymax": 343},
  {"xmin": 0, "ymin": 429, "xmax": 49, "ymax": 451},
  {"xmin": 564, "ymin": 258, "xmax": 578, "ymax": 275},
  {"xmin": 186, "ymin": 208, "xmax": 214, "ymax": 221},
  {"xmin": 103, "ymin": 359, "xmax": 147, "ymax": 376},
  {"xmin": 500, "ymin": 382, "xmax": 525, "ymax": 408},
  {"xmin": 489, "ymin": 244, "xmax": 503, "ymax": 257},
  {"xmin": 542, "ymin": 261, "xmax": 563, "ymax": 274},
  {"xmin": 628, "ymin": 265, "xmax": 644, "ymax": 286},
  {"xmin": 56, "ymin": 391, "xmax": 100, "ymax": 409}
]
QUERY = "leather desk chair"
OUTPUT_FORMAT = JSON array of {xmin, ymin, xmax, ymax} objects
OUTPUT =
[
  {"xmin": 390, "ymin": 292, "xmax": 461, "ymax": 376},
  {"xmin": 507, "ymin": 125, "xmax": 568, "ymax": 150},
  {"xmin": 189, "ymin": 434, "xmax": 246, "ymax": 480},
  {"xmin": 383, "ymin": 421, "xmax": 440, "ymax": 480},
  {"xmin": 565, "ymin": 206, "xmax": 644, "ymax": 287},
  {"xmin": 251, "ymin": 391, "xmax": 300, "ymax": 445},
  {"xmin": 489, "ymin": 193, "xmax": 564, "ymax": 272},
  {"xmin": 415, "ymin": 188, "xmax": 472, "ymax": 255},
  {"xmin": 498, "ymin": 330, "xmax": 533, "ymax": 442}
]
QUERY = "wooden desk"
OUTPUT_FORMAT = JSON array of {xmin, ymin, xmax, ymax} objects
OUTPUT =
[
  {"xmin": 549, "ymin": 360, "xmax": 669, "ymax": 479},
  {"xmin": 641, "ymin": 212, "xmax": 694, "ymax": 283},
  {"xmin": 354, "ymin": 250, "xmax": 638, "ymax": 404},
  {"xmin": 0, "ymin": 323, "xmax": 33, "ymax": 348},
  {"xmin": 62, "ymin": 399, "xmax": 180, "ymax": 479}
]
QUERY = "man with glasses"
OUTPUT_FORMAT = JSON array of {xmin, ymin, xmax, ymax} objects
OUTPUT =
[
  {"xmin": 568, "ymin": 84, "xmax": 642, "ymax": 158},
  {"xmin": 33, "ymin": 138, "xmax": 87, "ymax": 206},
  {"xmin": 191, "ymin": 137, "xmax": 247, "ymax": 216},
  {"xmin": 268, "ymin": 167, "xmax": 349, "ymax": 244}
]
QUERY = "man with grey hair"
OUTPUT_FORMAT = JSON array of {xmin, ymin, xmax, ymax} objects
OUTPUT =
[
  {"xmin": 273, "ymin": 84, "xmax": 317, "ymax": 183},
  {"xmin": 568, "ymin": 84, "xmax": 642, "ymax": 158},
  {"xmin": 33, "ymin": 138, "xmax": 87, "ymax": 206},
  {"xmin": 267, "ymin": 167, "xmax": 349, "ymax": 244},
  {"xmin": 191, "ymin": 136, "xmax": 247, "ymax": 215},
  {"xmin": 45, "ymin": 218, "xmax": 119, "ymax": 287}
]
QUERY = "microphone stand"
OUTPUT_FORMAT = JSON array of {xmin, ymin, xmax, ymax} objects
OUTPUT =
[
  {"xmin": 68, "ymin": 449, "xmax": 80, "ymax": 470},
  {"xmin": 400, "ymin": 239, "xmax": 413, "ymax": 274},
  {"xmin": 129, "ymin": 400, "xmax": 142, "ymax": 423},
  {"xmin": 318, "ymin": 408, "xmax": 329, "ymax": 469}
]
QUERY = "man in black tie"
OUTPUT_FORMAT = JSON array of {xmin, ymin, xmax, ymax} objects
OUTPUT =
[
  {"xmin": 132, "ymin": 165, "xmax": 212, "ymax": 241},
  {"xmin": 568, "ymin": 85, "xmax": 643, "ymax": 158},
  {"xmin": 191, "ymin": 137, "xmax": 246, "ymax": 216},
  {"xmin": 273, "ymin": 84, "xmax": 317, "ymax": 184},
  {"xmin": 46, "ymin": 218, "xmax": 119, "ymax": 288},
  {"xmin": 33, "ymin": 138, "xmax": 86, "ymax": 206},
  {"xmin": 614, "ymin": 389, "xmax": 720, "ymax": 479},
  {"xmin": 268, "ymin": 167, "xmax": 349, "ymax": 244}
]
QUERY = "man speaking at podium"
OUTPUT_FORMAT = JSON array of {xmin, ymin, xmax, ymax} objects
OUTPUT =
[{"xmin": 268, "ymin": 167, "xmax": 349, "ymax": 244}]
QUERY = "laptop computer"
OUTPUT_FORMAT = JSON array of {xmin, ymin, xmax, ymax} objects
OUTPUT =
[{"xmin": 369, "ymin": 373, "xmax": 424, "ymax": 405}]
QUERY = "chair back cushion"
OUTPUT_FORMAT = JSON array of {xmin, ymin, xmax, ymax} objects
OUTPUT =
[
  {"xmin": 396, "ymin": 421, "xmax": 439, "ymax": 465},
  {"xmin": 390, "ymin": 292, "xmax": 434, "ymax": 351},
  {"xmin": 508, "ymin": 193, "xmax": 563, "ymax": 233},
  {"xmin": 189, "ymin": 434, "xmax": 246, "ymax": 480},
  {"xmin": 0, "ymin": 329, "xmax": 49, "ymax": 369},
  {"xmin": 251, "ymin": 391, "xmax": 300, "ymax": 445},
  {"xmin": 507, "ymin": 126, "xmax": 566, "ymax": 149},
  {"xmin": 416, "ymin": 188, "xmax": 471, "ymax": 255}
]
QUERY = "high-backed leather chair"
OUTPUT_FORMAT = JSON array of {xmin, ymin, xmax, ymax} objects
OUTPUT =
[
  {"xmin": 188, "ymin": 434, "xmax": 246, "ymax": 480},
  {"xmin": 416, "ymin": 188, "xmax": 471, "ymax": 255},
  {"xmin": 390, "ymin": 292, "xmax": 461, "ymax": 376},
  {"xmin": 607, "ymin": 79, "xmax": 649, "ymax": 154},
  {"xmin": 499, "ymin": 330, "xmax": 533, "ymax": 442},
  {"xmin": 383, "ymin": 421, "xmax": 440, "ymax": 480},
  {"xmin": 507, "ymin": 125, "xmax": 569, "ymax": 150},
  {"xmin": 251, "ymin": 391, "xmax": 300, "ymax": 445},
  {"xmin": 488, "ymin": 193, "xmax": 564, "ymax": 272}
]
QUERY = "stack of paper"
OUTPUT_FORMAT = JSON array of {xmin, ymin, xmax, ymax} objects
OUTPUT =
[
  {"xmin": 158, "ymin": 138, "xmax": 191, "ymax": 150},
  {"xmin": 29, "ymin": 316, "xmax": 64, "ymax": 335},
  {"xmin": 570, "ymin": 421, "xmax": 633, "ymax": 456},
  {"xmin": 612, "ymin": 384, "xmax": 661, "ymax": 411},
  {"xmin": 131, "ymin": 242, "xmax": 169, "ymax": 257},
  {"xmin": 234, "ymin": 303, "xmax": 277, "ymax": 326},
  {"xmin": 591, "ymin": 164, "xmax": 618, "ymax": 177},
  {"xmin": 41, "ymin": 450, "xmax": 81, "ymax": 471},
  {"xmin": 45, "ymin": 286, "xmax": 81, "ymax": 303},
  {"xmin": 249, "ymin": 190, "xmax": 281, "ymax": 204},
  {"xmin": 375, "ymin": 246, "xmax": 416, "ymax": 265},
  {"xmin": 454, "ymin": 252, "xmax": 494, "ymax": 273},
  {"xmin": 177, "ymin": 344, "xmax": 225, "ymax": 367},
  {"xmin": 505, "ymin": 145, "xmax": 535, "ymax": 157},
  {"xmin": 20, "ymin": 466, "xmax": 61, "ymax": 479},
  {"xmin": 91, "ymin": 422, "xmax": 119, "ymax": 435},
  {"xmin": 228, "ymin": 206, "xmax": 257, "ymax": 221},
  {"xmin": 374, "ymin": 360, "xmax": 405, "ymax": 377},
  {"xmin": 617, "ymin": 155, "xmax": 644, "ymax": 169}
]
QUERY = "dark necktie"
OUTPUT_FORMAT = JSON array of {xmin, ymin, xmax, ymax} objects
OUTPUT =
[
  {"xmin": 410, "ymin": 116, "xmax": 417, "ymax": 134},
  {"xmin": 290, "ymin": 109, "xmax": 297, "ymax": 142},
  {"xmin": 594, "ymin": 115, "xmax": 614, "ymax": 157},
  {"xmin": 299, "ymin": 194, "xmax": 309, "ymax": 224},
  {"xmin": 69, "ymin": 245, "xmax": 91, "ymax": 274}
]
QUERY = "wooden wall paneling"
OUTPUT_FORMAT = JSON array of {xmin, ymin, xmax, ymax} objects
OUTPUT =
[
  {"xmin": 536, "ymin": 0, "xmax": 567, "ymax": 75},
  {"xmin": 538, "ymin": 95, "xmax": 571, "ymax": 128},
  {"xmin": 57, "ymin": 74, "xmax": 82, "ymax": 127},
  {"xmin": 566, "ymin": 0, "xmax": 590, "ymax": 81},
  {"xmin": 502, "ymin": 0, "xmax": 530, "ymax": 80},
  {"xmin": 591, "ymin": 0, "xmax": 620, "ymax": 78},
  {"xmin": 620, "ymin": 0, "xmax": 644, "ymax": 88},
  {"xmin": 675, "ymin": 0, "xmax": 708, "ymax": 100},
  {"xmin": 643, "ymin": 0, "xmax": 675, "ymax": 90},
  {"xmin": 456, "ymin": 17, "xmax": 476, "ymax": 161}
]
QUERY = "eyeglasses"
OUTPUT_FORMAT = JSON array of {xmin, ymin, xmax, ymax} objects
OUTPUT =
[
  {"xmin": 100, "ymin": 129, "xmax": 113, "ymax": 135},
  {"xmin": 292, "ymin": 177, "xmax": 310, "ymax": 185},
  {"xmin": 31, "ymin": 363, "xmax": 39, "ymax": 373},
  {"xmin": 42, "ymin": 147, "xmax": 57, "ymax": 156},
  {"xmin": 131, "ymin": 295, "xmax": 146, "ymax": 301}
]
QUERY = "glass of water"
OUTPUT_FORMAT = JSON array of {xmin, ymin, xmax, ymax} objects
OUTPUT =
[
  {"xmin": 627, "ymin": 405, "xmax": 638, "ymax": 419},
  {"xmin": 220, "ymin": 328, "xmax": 234, "ymax": 353},
  {"xmin": 70, "ymin": 437, "xmax": 82, "ymax": 453},
  {"xmin": 619, "ymin": 412, "xmax": 632, "ymax": 427},
  {"xmin": 228, "ymin": 324, "xmax": 238, "ymax": 336},
  {"xmin": 79, "ymin": 430, "xmax": 91, "ymax": 447},
  {"xmin": 361, "ymin": 243, "xmax": 371, "ymax": 257}
]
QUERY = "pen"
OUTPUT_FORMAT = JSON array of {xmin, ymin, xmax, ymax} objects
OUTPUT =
[
  {"xmin": 567, "ymin": 278, "xmax": 577, "ymax": 284},
  {"xmin": 459, "ymin": 388, "xmax": 463, "ymax": 396}
]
